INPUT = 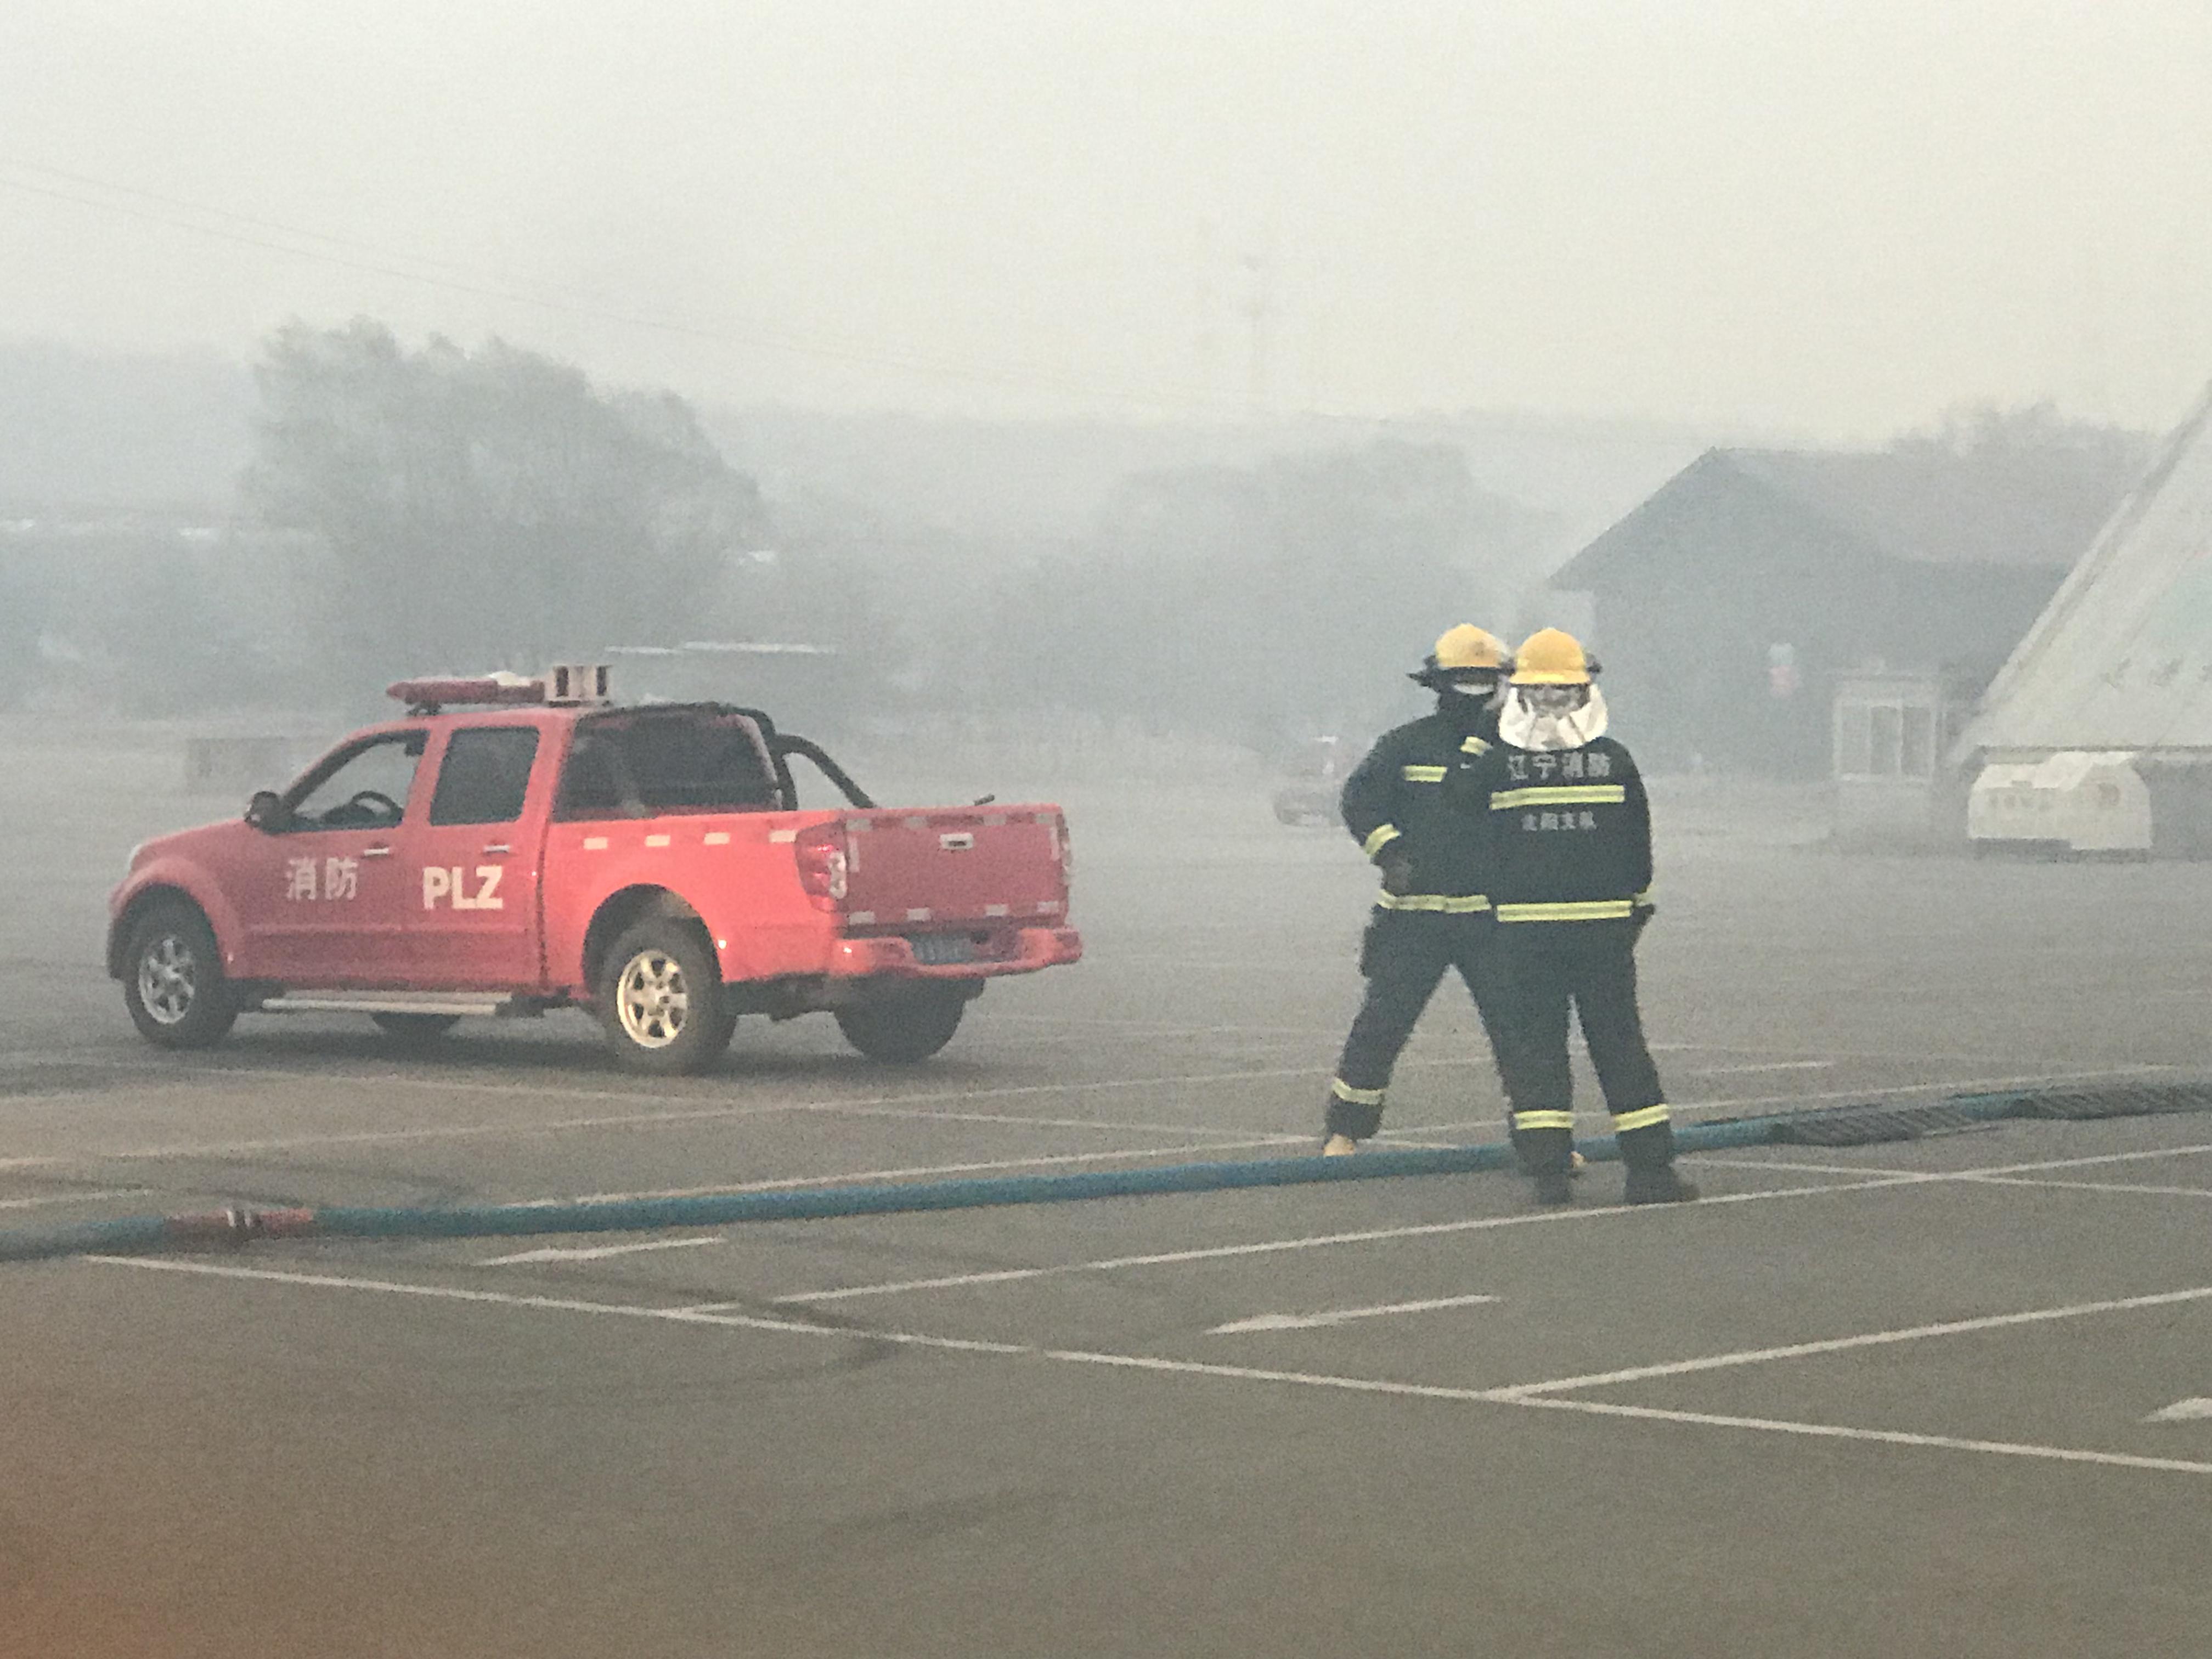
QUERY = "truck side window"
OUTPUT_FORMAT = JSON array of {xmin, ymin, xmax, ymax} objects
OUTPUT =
[
  {"xmin": 555, "ymin": 731, "xmax": 628, "ymax": 820},
  {"xmin": 555, "ymin": 713, "xmax": 780, "ymax": 817},
  {"xmin": 287, "ymin": 731, "xmax": 427, "ymax": 831},
  {"xmin": 430, "ymin": 727, "xmax": 542, "ymax": 826}
]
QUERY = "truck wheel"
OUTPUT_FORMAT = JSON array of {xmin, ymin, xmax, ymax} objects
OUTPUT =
[
  {"xmin": 122, "ymin": 903, "xmax": 238, "ymax": 1049},
  {"xmin": 834, "ymin": 984, "xmax": 969, "ymax": 1064},
  {"xmin": 371, "ymin": 1012, "xmax": 462, "ymax": 1048},
  {"xmin": 598, "ymin": 921, "xmax": 736, "ymax": 1075}
]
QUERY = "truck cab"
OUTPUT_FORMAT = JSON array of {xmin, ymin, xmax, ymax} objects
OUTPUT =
[{"xmin": 108, "ymin": 670, "xmax": 1081, "ymax": 1073}]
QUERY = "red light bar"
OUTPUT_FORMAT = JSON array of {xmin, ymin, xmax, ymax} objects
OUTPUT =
[{"xmin": 387, "ymin": 675, "xmax": 547, "ymax": 711}]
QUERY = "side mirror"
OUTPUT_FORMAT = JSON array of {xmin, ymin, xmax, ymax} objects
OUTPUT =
[{"xmin": 245, "ymin": 791, "xmax": 290, "ymax": 832}]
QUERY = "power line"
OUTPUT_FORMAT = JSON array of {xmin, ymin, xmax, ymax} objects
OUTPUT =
[{"xmin": 0, "ymin": 155, "xmax": 1334, "ymax": 420}]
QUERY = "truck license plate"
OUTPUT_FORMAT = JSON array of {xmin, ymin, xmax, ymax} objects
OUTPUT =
[{"xmin": 910, "ymin": 933, "xmax": 977, "ymax": 966}]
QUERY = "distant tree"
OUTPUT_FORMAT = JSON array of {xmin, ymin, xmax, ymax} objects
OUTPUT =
[
  {"xmin": 0, "ymin": 548, "xmax": 45, "ymax": 712},
  {"xmin": 244, "ymin": 320, "xmax": 764, "ymax": 685},
  {"xmin": 1893, "ymin": 400, "xmax": 2154, "ymax": 475},
  {"xmin": 984, "ymin": 440, "xmax": 1538, "ymax": 751}
]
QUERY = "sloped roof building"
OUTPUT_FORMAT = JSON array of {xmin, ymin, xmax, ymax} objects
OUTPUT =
[{"xmin": 1549, "ymin": 440, "xmax": 2141, "ymax": 775}]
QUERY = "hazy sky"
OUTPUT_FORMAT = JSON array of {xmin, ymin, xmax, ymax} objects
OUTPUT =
[{"xmin": 6, "ymin": 2, "xmax": 2212, "ymax": 437}]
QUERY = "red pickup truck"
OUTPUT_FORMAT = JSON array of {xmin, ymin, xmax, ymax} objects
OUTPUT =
[{"xmin": 107, "ymin": 671, "xmax": 1081, "ymax": 1073}]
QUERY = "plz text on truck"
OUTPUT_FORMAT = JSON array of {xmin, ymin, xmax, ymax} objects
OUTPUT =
[{"xmin": 107, "ymin": 668, "xmax": 1082, "ymax": 1073}]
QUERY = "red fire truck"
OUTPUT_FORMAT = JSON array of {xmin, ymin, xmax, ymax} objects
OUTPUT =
[{"xmin": 106, "ymin": 668, "xmax": 1081, "ymax": 1073}]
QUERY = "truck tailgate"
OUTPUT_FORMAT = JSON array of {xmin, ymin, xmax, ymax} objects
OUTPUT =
[{"xmin": 840, "ymin": 805, "xmax": 1069, "ymax": 930}]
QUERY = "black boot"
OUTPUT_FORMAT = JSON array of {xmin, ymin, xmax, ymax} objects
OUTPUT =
[
  {"xmin": 1623, "ymin": 1165, "xmax": 1699, "ymax": 1205},
  {"xmin": 1533, "ymin": 1169, "xmax": 1574, "ymax": 1205}
]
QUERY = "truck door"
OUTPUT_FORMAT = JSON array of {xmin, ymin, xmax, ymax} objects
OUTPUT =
[
  {"xmin": 228, "ymin": 729, "xmax": 427, "ymax": 985},
  {"xmin": 393, "ymin": 723, "xmax": 547, "ymax": 989}
]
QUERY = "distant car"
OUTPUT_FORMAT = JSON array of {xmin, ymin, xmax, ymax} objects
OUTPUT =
[
  {"xmin": 1272, "ymin": 736, "xmax": 1352, "ymax": 826},
  {"xmin": 108, "ymin": 668, "xmax": 1081, "ymax": 1073}
]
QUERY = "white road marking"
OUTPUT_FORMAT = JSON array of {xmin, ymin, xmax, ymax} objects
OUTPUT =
[
  {"xmin": 0, "ymin": 1059, "xmax": 1435, "ymax": 1166},
  {"xmin": 1695, "ymin": 1155, "xmax": 1900, "ymax": 1176},
  {"xmin": 0, "ymin": 1187, "xmax": 146, "ymax": 1211},
  {"xmin": 86, "ymin": 1257, "xmax": 1032, "ymax": 1356},
  {"xmin": 481, "ymin": 1237, "xmax": 725, "ymax": 1266},
  {"xmin": 1971, "ymin": 1141, "xmax": 2212, "ymax": 1176},
  {"xmin": 1487, "ymin": 1284, "xmax": 2212, "ymax": 1399},
  {"xmin": 1027, "ymin": 1353, "xmax": 2212, "ymax": 1477},
  {"xmin": 5, "ymin": 1057, "xmax": 2177, "ymax": 1170},
  {"xmin": 1960, "ymin": 1175, "xmax": 2212, "ymax": 1200},
  {"xmin": 1506, "ymin": 1395, "xmax": 2212, "ymax": 1478},
  {"xmin": 772, "ymin": 1173, "xmax": 1932, "ymax": 1304},
  {"xmin": 540, "ymin": 1134, "xmax": 1310, "ymax": 1207},
  {"xmin": 772, "ymin": 1134, "xmax": 2212, "ymax": 1308},
  {"xmin": 1668, "ymin": 1064, "xmax": 2177, "ymax": 1117},
  {"xmin": 1691, "ymin": 1060, "xmax": 1833, "ymax": 1076},
  {"xmin": 83, "ymin": 1256, "xmax": 2212, "ymax": 1481},
  {"xmin": 1210, "ymin": 1293, "xmax": 1499, "ymax": 1334},
  {"xmin": 2146, "ymin": 1398, "xmax": 2212, "ymax": 1423}
]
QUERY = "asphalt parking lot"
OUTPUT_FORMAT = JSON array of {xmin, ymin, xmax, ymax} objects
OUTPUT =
[{"xmin": 5, "ymin": 725, "xmax": 2212, "ymax": 1657}]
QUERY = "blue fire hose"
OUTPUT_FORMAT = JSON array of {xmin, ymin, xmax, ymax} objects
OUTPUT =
[{"xmin": 0, "ymin": 1115, "xmax": 1824, "ymax": 1265}]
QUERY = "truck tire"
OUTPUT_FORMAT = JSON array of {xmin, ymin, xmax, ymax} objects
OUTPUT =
[
  {"xmin": 834, "ymin": 984, "xmax": 969, "ymax": 1064},
  {"xmin": 121, "ymin": 902, "xmax": 238, "ymax": 1049},
  {"xmin": 597, "ymin": 921, "xmax": 736, "ymax": 1075},
  {"xmin": 371, "ymin": 1012, "xmax": 462, "ymax": 1047}
]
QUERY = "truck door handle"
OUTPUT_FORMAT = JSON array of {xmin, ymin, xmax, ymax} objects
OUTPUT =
[
  {"xmin": 360, "ymin": 845, "xmax": 393, "ymax": 859},
  {"xmin": 482, "ymin": 843, "xmax": 512, "ymax": 856}
]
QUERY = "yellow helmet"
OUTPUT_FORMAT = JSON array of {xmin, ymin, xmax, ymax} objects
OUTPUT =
[
  {"xmin": 1509, "ymin": 627, "xmax": 1598, "ymax": 686},
  {"xmin": 1412, "ymin": 624, "xmax": 1507, "ymax": 685}
]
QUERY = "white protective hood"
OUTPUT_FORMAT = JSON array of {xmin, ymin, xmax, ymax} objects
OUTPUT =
[{"xmin": 1499, "ymin": 685, "xmax": 1610, "ymax": 752}]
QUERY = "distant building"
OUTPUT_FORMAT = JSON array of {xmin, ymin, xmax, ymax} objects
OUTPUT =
[{"xmin": 1549, "ymin": 442, "xmax": 2142, "ymax": 776}]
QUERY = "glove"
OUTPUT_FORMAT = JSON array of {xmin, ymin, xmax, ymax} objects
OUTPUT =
[{"xmin": 1378, "ymin": 849, "xmax": 1417, "ymax": 896}]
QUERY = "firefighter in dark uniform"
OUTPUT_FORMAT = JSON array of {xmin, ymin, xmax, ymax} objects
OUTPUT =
[
  {"xmin": 1471, "ymin": 628, "xmax": 1697, "ymax": 1205},
  {"xmin": 1322, "ymin": 625, "xmax": 1513, "ymax": 1155}
]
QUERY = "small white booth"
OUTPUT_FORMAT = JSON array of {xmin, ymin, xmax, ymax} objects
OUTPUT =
[{"xmin": 1966, "ymin": 751, "xmax": 2152, "ymax": 854}]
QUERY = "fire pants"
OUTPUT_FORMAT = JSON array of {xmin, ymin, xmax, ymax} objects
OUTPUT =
[
  {"xmin": 1325, "ymin": 910, "xmax": 1508, "ymax": 1141},
  {"xmin": 1490, "ymin": 921, "xmax": 1674, "ymax": 1175}
]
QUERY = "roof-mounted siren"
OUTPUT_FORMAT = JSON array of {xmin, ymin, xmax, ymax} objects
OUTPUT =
[
  {"xmin": 545, "ymin": 663, "xmax": 611, "ymax": 707},
  {"xmin": 387, "ymin": 670, "xmax": 547, "ymax": 716}
]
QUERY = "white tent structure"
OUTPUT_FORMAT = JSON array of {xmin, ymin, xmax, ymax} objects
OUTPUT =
[{"xmin": 1957, "ymin": 385, "xmax": 2212, "ymax": 851}]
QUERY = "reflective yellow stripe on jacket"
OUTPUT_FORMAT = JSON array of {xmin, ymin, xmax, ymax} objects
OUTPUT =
[
  {"xmin": 1493, "ymin": 899, "xmax": 1636, "ymax": 923},
  {"xmin": 1363, "ymin": 824, "xmax": 1402, "ymax": 858},
  {"xmin": 1400, "ymin": 765, "xmax": 1448, "ymax": 782},
  {"xmin": 1376, "ymin": 893, "xmax": 1492, "ymax": 913},
  {"xmin": 1489, "ymin": 785, "xmax": 1627, "ymax": 811}
]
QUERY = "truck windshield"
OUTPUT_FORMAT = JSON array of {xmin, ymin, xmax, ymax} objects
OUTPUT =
[{"xmin": 556, "ymin": 710, "xmax": 780, "ymax": 818}]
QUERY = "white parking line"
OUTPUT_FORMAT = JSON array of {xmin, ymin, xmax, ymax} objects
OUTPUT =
[
  {"xmin": 1502, "ymin": 1395, "xmax": 2212, "ymax": 1478},
  {"xmin": 84, "ymin": 1252, "xmax": 2212, "ymax": 1481},
  {"xmin": 1691, "ymin": 1061, "xmax": 1834, "ymax": 1076},
  {"xmin": 87, "ymin": 1256, "xmax": 1031, "ymax": 1355},
  {"xmin": 1210, "ymin": 1293, "xmax": 1499, "ymax": 1334},
  {"xmin": 771, "ymin": 1133, "xmax": 2212, "ymax": 1307},
  {"xmin": 481, "ymin": 1237, "xmax": 725, "ymax": 1266},
  {"xmin": 522, "ymin": 1133, "xmax": 1310, "ymax": 1209},
  {"xmin": 0, "ymin": 1059, "xmax": 1440, "ymax": 1166},
  {"xmin": 0, "ymin": 1187, "xmax": 147, "ymax": 1211},
  {"xmin": 1486, "ymin": 1283, "xmax": 2212, "ymax": 1399},
  {"xmin": 1959, "ymin": 1174, "xmax": 2212, "ymax": 1200},
  {"xmin": 770, "ymin": 1173, "xmax": 1932, "ymax": 1305}
]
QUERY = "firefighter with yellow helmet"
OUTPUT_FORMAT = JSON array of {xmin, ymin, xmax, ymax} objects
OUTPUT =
[
  {"xmin": 1322, "ymin": 624, "xmax": 1515, "ymax": 1154},
  {"xmin": 1468, "ymin": 628, "xmax": 1697, "ymax": 1204}
]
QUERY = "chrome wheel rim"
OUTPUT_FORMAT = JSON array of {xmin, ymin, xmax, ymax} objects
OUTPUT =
[
  {"xmin": 615, "ymin": 949, "xmax": 689, "ymax": 1048},
  {"xmin": 137, "ymin": 933, "xmax": 199, "ymax": 1026}
]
